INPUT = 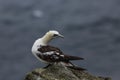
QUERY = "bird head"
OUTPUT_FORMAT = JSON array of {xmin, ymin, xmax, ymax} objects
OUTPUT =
[
  {"xmin": 46, "ymin": 30, "xmax": 64, "ymax": 39},
  {"xmin": 41, "ymin": 30, "xmax": 64, "ymax": 45}
]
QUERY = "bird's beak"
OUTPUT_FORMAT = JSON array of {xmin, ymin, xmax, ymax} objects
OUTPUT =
[{"xmin": 58, "ymin": 34, "xmax": 64, "ymax": 38}]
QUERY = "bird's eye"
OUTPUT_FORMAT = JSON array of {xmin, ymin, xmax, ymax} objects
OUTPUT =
[{"xmin": 53, "ymin": 34, "xmax": 58, "ymax": 37}]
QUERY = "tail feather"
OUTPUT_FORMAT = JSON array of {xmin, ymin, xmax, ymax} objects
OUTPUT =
[
  {"xmin": 60, "ymin": 62, "xmax": 86, "ymax": 71},
  {"xmin": 68, "ymin": 62, "xmax": 86, "ymax": 71},
  {"xmin": 67, "ymin": 66, "xmax": 86, "ymax": 71}
]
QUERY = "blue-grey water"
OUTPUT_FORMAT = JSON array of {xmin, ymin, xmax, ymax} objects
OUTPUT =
[{"xmin": 0, "ymin": 0, "xmax": 120, "ymax": 80}]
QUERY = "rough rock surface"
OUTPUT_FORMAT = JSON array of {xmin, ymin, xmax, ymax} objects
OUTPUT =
[{"xmin": 24, "ymin": 64, "xmax": 111, "ymax": 80}]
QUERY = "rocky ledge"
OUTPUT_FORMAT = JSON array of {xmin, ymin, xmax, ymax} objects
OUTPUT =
[{"xmin": 24, "ymin": 63, "xmax": 111, "ymax": 80}]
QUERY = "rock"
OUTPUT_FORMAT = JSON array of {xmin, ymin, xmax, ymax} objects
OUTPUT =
[{"xmin": 24, "ymin": 64, "xmax": 111, "ymax": 80}]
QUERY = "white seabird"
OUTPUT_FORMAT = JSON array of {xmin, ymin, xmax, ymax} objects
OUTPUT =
[{"xmin": 31, "ymin": 30, "xmax": 85, "ymax": 70}]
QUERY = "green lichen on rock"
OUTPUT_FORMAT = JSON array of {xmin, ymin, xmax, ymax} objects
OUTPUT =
[{"xmin": 24, "ymin": 64, "xmax": 111, "ymax": 80}]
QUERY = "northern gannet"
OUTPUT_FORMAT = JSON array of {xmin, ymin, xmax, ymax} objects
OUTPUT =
[{"xmin": 32, "ymin": 30, "xmax": 85, "ymax": 70}]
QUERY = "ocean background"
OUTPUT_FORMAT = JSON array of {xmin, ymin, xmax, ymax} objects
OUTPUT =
[{"xmin": 0, "ymin": 0, "xmax": 120, "ymax": 80}]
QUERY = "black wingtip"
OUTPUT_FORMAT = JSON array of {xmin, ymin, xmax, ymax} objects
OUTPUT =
[
  {"xmin": 79, "ymin": 57, "xmax": 84, "ymax": 60},
  {"xmin": 65, "ymin": 55, "xmax": 84, "ymax": 61},
  {"xmin": 75, "ymin": 57, "xmax": 84, "ymax": 60}
]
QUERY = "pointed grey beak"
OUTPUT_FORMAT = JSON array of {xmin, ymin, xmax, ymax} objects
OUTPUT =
[{"xmin": 58, "ymin": 34, "xmax": 64, "ymax": 38}]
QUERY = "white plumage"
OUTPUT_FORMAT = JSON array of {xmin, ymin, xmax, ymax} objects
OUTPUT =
[{"xmin": 31, "ymin": 30, "xmax": 85, "ymax": 70}]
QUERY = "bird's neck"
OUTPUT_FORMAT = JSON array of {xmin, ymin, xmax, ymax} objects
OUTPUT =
[{"xmin": 41, "ymin": 34, "xmax": 52, "ymax": 45}]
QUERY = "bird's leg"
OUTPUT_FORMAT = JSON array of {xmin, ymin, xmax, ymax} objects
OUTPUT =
[{"xmin": 43, "ymin": 64, "xmax": 52, "ymax": 68}]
